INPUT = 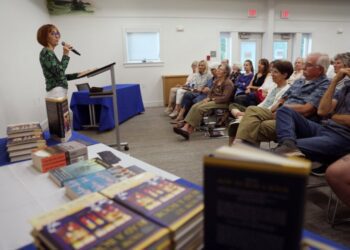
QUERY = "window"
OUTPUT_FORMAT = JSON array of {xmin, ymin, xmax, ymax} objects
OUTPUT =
[
  {"xmin": 124, "ymin": 28, "xmax": 162, "ymax": 66},
  {"xmin": 240, "ymin": 41, "xmax": 257, "ymax": 72},
  {"xmin": 220, "ymin": 32, "xmax": 231, "ymax": 62},
  {"xmin": 273, "ymin": 41, "xmax": 288, "ymax": 60},
  {"xmin": 301, "ymin": 33, "xmax": 312, "ymax": 58}
]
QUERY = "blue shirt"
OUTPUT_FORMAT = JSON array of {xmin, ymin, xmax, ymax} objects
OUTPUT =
[{"xmin": 282, "ymin": 75, "xmax": 330, "ymax": 108}]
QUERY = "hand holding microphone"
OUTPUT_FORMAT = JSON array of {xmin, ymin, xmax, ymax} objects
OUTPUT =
[{"xmin": 61, "ymin": 41, "xmax": 81, "ymax": 56}]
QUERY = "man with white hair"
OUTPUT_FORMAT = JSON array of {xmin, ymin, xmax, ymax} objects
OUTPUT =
[{"xmin": 232, "ymin": 52, "xmax": 330, "ymax": 146}]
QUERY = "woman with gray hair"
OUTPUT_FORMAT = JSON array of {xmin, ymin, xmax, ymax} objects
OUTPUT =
[{"xmin": 333, "ymin": 52, "xmax": 350, "ymax": 90}]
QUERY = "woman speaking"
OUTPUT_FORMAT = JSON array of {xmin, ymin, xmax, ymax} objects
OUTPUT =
[{"xmin": 36, "ymin": 24, "xmax": 88, "ymax": 98}]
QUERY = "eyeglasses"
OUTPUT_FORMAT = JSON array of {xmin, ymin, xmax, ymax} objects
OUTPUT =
[{"xmin": 50, "ymin": 31, "xmax": 61, "ymax": 37}]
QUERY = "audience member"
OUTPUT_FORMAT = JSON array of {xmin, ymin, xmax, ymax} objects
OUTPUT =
[
  {"xmin": 333, "ymin": 52, "xmax": 350, "ymax": 90},
  {"xmin": 173, "ymin": 64, "xmax": 233, "ymax": 140},
  {"xmin": 235, "ymin": 58, "xmax": 269, "ymax": 106},
  {"xmin": 326, "ymin": 154, "xmax": 350, "ymax": 208},
  {"xmin": 229, "ymin": 63, "xmax": 242, "ymax": 85},
  {"xmin": 165, "ymin": 60, "xmax": 198, "ymax": 114},
  {"xmin": 169, "ymin": 60, "xmax": 211, "ymax": 118},
  {"xmin": 273, "ymin": 68, "xmax": 350, "ymax": 176},
  {"xmin": 234, "ymin": 60, "xmax": 254, "ymax": 97},
  {"xmin": 232, "ymin": 52, "xmax": 330, "ymax": 146},
  {"xmin": 228, "ymin": 60, "xmax": 293, "ymax": 145},
  {"xmin": 172, "ymin": 62, "xmax": 219, "ymax": 124},
  {"xmin": 288, "ymin": 57, "xmax": 304, "ymax": 84}
]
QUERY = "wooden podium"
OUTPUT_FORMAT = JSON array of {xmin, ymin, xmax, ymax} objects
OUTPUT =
[{"xmin": 162, "ymin": 75, "xmax": 188, "ymax": 106}]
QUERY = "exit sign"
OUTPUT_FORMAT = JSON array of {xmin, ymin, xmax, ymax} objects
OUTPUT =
[
  {"xmin": 280, "ymin": 10, "xmax": 289, "ymax": 19},
  {"xmin": 248, "ymin": 9, "xmax": 257, "ymax": 18}
]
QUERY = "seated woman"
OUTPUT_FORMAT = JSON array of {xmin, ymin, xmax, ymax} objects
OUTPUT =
[
  {"xmin": 173, "ymin": 64, "xmax": 233, "ymax": 140},
  {"xmin": 229, "ymin": 63, "xmax": 242, "ymax": 85},
  {"xmin": 288, "ymin": 57, "xmax": 304, "ymax": 85},
  {"xmin": 169, "ymin": 60, "xmax": 211, "ymax": 118},
  {"xmin": 172, "ymin": 63, "xmax": 219, "ymax": 123},
  {"xmin": 165, "ymin": 60, "xmax": 198, "ymax": 114},
  {"xmin": 234, "ymin": 59, "xmax": 254, "ymax": 97},
  {"xmin": 228, "ymin": 60, "xmax": 293, "ymax": 146},
  {"xmin": 235, "ymin": 58, "xmax": 269, "ymax": 107}
]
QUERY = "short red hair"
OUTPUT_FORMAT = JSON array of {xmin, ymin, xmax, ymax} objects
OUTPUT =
[{"xmin": 37, "ymin": 24, "xmax": 57, "ymax": 47}]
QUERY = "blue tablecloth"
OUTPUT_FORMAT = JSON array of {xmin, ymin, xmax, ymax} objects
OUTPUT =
[
  {"xmin": 0, "ymin": 130, "xmax": 98, "ymax": 167},
  {"xmin": 70, "ymin": 84, "xmax": 145, "ymax": 131}
]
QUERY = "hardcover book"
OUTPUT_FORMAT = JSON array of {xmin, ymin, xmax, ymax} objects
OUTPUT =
[
  {"xmin": 45, "ymin": 97, "xmax": 72, "ymax": 142},
  {"xmin": 7, "ymin": 140, "xmax": 46, "ymax": 152},
  {"xmin": 30, "ymin": 193, "xmax": 170, "ymax": 250},
  {"xmin": 49, "ymin": 158, "xmax": 110, "ymax": 187},
  {"xmin": 100, "ymin": 172, "xmax": 204, "ymax": 246},
  {"xmin": 6, "ymin": 134, "xmax": 45, "ymax": 147},
  {"xmin": 203, "ymin": 144, "xmax": 311, "ymax": 250}
]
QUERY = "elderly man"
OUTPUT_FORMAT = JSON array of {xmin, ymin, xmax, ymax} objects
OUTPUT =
[
  {"xmin": 274, "ymin": 68, "xmax": 350, "ymax": 175},
  {"xmin": 232, "ymin": 52, "xmax": 330, "ymax": 146}
]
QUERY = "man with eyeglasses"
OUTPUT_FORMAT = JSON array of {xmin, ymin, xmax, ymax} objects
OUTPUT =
[
  {"xmin": 274, "ymin": 67, "xmax": 350, "ymax": 176},
  {"xmin": 232, "ymin": 52, "xmax": 330, "ymax": 147}
]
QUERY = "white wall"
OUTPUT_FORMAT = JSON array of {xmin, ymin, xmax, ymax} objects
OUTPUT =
[
  {"xmin": 0, "ymin": 0, "xmax": 50, "ymax": 137},
  {"xmin": 1, "ymin": 0, "xmax": 350, "ymax": 137}
]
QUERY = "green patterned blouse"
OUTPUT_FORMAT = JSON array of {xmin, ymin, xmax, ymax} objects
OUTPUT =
[{"xmin": 39, "ymin": 47, "xmax": 78, "ymax": 91}]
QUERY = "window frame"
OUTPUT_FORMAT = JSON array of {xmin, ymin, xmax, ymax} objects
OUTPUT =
[{"xmin": 123, "ymin": 27, "xmax": 164, "ymax": 67}]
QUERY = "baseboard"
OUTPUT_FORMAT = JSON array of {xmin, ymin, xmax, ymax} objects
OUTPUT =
[{"xmin": 143, "ymin": 101, "xmax": 164, "ymax": 107}]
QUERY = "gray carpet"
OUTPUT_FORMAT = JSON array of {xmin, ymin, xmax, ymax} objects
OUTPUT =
[{"xmin": 79, "ymin": 106, "xmax": 350, "ymax": 247}]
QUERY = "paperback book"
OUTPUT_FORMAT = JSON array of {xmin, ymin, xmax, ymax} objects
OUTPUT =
[
  {"xmin": 32, "ymin": 145, "xmax": 67, "ymax": 173},
  {"xmin": 57, "ymin": 140, "xmax": 88, "ymax": 164},
  {"xmin": 30, "ymin": 193, "xmax": 171, "ymax": 250}
]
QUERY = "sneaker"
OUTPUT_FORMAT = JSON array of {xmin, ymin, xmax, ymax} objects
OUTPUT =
[
  {"xmin": 272, "ymin": 144, "xmax": 305, "ymax": 157},
  {"xmin": 311, "ymin": 164, "xmax": 329, "ymax": 177},
  {"xmin": 169, "ymin": 110, "xmax": 178, "ymax": 119}
]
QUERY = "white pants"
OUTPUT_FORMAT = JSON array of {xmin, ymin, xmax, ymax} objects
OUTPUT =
[
  {"xmin": 46, "ymin": 87, "xmax": 67, "ymax": 98},
  {"xmin": 175, "ymin": 88, "xmax": 187, "ymax": 105}
]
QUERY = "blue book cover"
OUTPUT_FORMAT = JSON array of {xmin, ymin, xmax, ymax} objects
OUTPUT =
[
  {"xmin": 39, "ymin": 197, "xmax": 170, "ymax": 250},
  {"xmin": 65, "ymin": 170, "xmax": 117, "ymax": 199},
  {"xmin": 49, "ymin": 158, "xmax": 110, "ymax": 187}
]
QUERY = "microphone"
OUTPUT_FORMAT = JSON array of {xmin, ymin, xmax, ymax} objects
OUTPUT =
[{"xmin": 61, "ymin": 42, "xmax": 81, "ymax": 56}]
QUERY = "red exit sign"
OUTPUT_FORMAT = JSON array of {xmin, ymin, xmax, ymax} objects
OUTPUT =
[
  {"xmin": 248, "ymin": 9, "xmax": 257, "ymax": 18},
  {"xmin": 280, "ymin": 10, "xmax": 289, "ymax": 19}
]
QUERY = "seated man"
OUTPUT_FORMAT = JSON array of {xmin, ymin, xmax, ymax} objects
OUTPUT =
[
  {"xmin": 326, "ymin": 154, "xmax": 350, "ymax": 208},
  {"xmin": 232, "ymin": 52, "xmax": 330, "ymax": 146},
  {"xmin": 173, "ymin": 64, "xmax": 233, "ymax": 140},
  {"xmin": 274, "ymin": 68, "xmax": 350, "ymax": 175}
]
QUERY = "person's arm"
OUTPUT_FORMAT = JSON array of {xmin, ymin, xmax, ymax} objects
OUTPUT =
[
  {"xmin": 283, "ymin": 103, "xmax": 316, "ymax": 117},
  {"xmin": 270, "ymin": 98, "xmax": 285, "ymax": 113},
  {"xmin": 318, "ymin": 69, "xmax": 350, "ymax": 116},
  {"xmin": 331, "ymin": 114, "xmax": 350, "ymax": 127},
  {"xmin": 213, "ymin": 81, "xmax": 234, "ymax": 104},
  {"xmin": 245, "ymin": 74, "xmax": 255, "ymax": 94}
]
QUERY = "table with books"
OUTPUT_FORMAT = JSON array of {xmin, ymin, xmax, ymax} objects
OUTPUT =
[
  {"xmin": 0, "ymin": 143, "xmax": 202, "ymax": 250},
  {"xmin": 70, "ymin": 84, "xmax": 145, "ymax": 131}
]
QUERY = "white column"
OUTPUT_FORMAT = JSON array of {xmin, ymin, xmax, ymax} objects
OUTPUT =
[{"xmin": 262, "ymin": 0, "xmax": 275, "ymax": 60}]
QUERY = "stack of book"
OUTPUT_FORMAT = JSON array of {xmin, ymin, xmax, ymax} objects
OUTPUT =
[
  {"xmin": 6, "ymin": 122, "xmax": 46, "ymax": 162},
  {"xmin": 30, "ymin": 193, "xmax": 171, "ymax": 249},
  {"xmin": 101, "ymin": 172, "xmax": 204, "ymax": 249},
  {"xmin": 56, "ymin": 140, "xmax": 88, "ymax": 164},
  {"xmin": 31, "ymin": 145, "xmax": 67, "ymax": 173}
]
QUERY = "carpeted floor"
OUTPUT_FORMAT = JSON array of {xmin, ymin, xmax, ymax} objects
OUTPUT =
[{"xmin": 79, "ymin": 106, "xmax": 350, "ymax": 247}]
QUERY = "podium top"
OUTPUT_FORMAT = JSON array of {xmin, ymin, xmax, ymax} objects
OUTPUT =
[{"xmin": 78, "ymin": 62, "xmax": 116, "ymax": 78}]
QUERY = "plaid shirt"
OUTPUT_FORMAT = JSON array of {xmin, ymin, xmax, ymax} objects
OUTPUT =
[{"xmin": 283, "ymin": 75, "xmax": 330, "ymax": 108}]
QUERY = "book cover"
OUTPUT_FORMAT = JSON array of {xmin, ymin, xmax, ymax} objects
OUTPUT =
[
  {"xmin": 97, "ymin": 150, "xmax": 121, "ymax": 165},
  {"xmin": 65, "ymin": 170, "xmax": 117, "ymax": 199},
  {"xmin": 10, "ymin": 153, "xmax": 32, "ymax": 162},
  {"xmin": 203, "ymin": 144, "xmax": 311, "ymax": 250},
  {"xmin": 46, "ymin": 97, "xmax": 72, "ymax": 142},
  {"xmin": 6, "ymin": 122, "xmax": 42, "ymax": 135},
  {"xmin": 49, "ymin": 158, "xmax": 110, "ymax": 187},
  {"xmin": 101, "ymin": 173, "xmax": 204, "ymax": 240},
  {"xmin": 31, "ymin": 193, "xmax": 170, "ymax": 250},
  {"xmin": 7, "ymin": 141, "xmax": 46, "ymax": 152}
]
